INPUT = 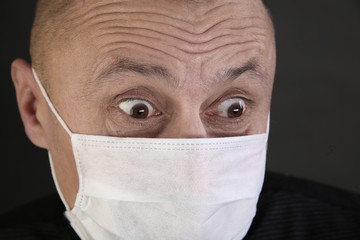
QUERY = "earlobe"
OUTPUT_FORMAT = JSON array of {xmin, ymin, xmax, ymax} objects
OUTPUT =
[{"xmin": 11, "ymin": 59, "xmax": 48, "ymax": 149}]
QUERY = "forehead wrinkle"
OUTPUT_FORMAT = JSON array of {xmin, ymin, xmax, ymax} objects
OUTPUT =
[
  {"xmin": 96, "ymin": 28, "xmax": 248, "ymax": 54},
  {"xmin": 96, "ymin": 34, "xmax": 265, "ymax": 63},
  {"xmin": 69, "ymin": 2, "xmax": 195, "ymax": 32},
  {"xmin": 75, "ymin": 8, "xmax": 269, "ymax": 38},
  {"xmin": 77, "ymin": 10, "xmax": 230, "ymax": 42},
  {"xmin": 72, "ymin": 0, "xmax": 236, "ymax": 28},
  {"xmin": 91, "ymin": 24, "xmax": 263, "ymax": 61},
  {"xmin": 91, "ymin": 13, "xmax": 268, "ymax": 45},
  {"xmin": 75, "ymin": 11, "xmax": 193, "ymax": 30},
  {"xmin": 175, "ymin": 40, "xmax": 265, "ymax": 55},
  {"xmin": 91, "ymin": 26, "xmax": 268, "ymax": 76},
  {"xmin": 91, "ymin": 19, "xmax": 268, "ymax": 57},
  {"xmin": 203, "ymin": 1, "xmax": 237, "ymax": 16},
  {"xmin": 99, "ymin": 41, "xmax": 186, "ymax": 62},
  {"xmin": 59, "ymin": 0, "xmax": 274, "ymax": 88},
  {"xmin": 68, "ymin": 0, "xmax": 271, "ymax": 37},
  {"xmin": 63, "ymin": 1, "xmax": 272, "ymax": 58},
  {"xmin": 93, "ymin": 18, "xmax": 234, "ymax": 42}
]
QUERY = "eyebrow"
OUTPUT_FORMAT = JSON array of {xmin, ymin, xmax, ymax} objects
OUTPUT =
[
  {"xmin": 214, "ymin": 59, "xmax": 263, "ymax": 87},
  {"xmin": 96, "ymin": 58, "xmax": 178, "ymax": 87},
  {"xmin": 95, "ymin": 57, "xmax": 264, "ymax": 89}
]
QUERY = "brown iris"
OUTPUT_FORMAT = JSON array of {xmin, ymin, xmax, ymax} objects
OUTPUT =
[
  {"xmin": 227, "ymin": 102, "xmax": 244, "ymax": 118},
  {"xmin": 130, "ymin": 103, "xmax": 149, "ymax": 119}
]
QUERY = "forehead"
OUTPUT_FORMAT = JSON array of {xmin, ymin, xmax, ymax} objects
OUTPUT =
[{"xmin": 49, "ymin": 0, "xmax": 274, "ymax": 90}]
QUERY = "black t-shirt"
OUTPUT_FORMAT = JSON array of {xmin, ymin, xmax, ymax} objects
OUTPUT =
[
  {"xmin": 245, "ymin": 173, "xmax": 360, "ymax": 239},
  {"xmin": 1, "ymin": 172, "xmax": 360, "ymax": 239}
]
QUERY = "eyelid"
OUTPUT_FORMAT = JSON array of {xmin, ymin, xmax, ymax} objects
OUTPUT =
[
  {"xmin": 113, "ymin": 87, "xmax": 166, "ymax": 110},
  {"xmin": 201, "ymin": 93, "xmax": 252, "ymax": 136},
  {"xmin": 118, "ymin": 97, "xmax": 162, "ymax": 118},
  {"xmin": 118, "ymin": 98, "xmax": 153, "ymax": 114},
  {"xmin": 118, "ymin": 97, "xmax": 153, "ymax": 106},
  {"xmin": 204, "ymin": 90, "xmax": 250, "ymax": 113},
  {"xmin": 217, "ymin": 98, "xmax": 246, "ymax": 117},
  {"xmin": 205, "ymin": 88, "xmax": 251, "ymax": 106}
]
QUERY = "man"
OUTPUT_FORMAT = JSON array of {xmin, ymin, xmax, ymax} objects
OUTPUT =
[{"xmin": 2, "ymin": 0, "xmax": 360, "ymax": 239}]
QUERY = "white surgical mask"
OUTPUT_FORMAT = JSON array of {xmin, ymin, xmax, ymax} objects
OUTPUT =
[{"xmin": 33, "ymin": 68, "xmax": 269, "ymax": 240}]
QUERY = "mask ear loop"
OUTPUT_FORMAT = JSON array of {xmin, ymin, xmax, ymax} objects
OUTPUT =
[
  {"xmin": 31, "ymin": 68, "xmax": 73, "ymax": 136},
  {"xmin": 266, "ymin": 113, "xmax": 270, "ymax": 135},
  {"xmin": 48, "ymin": 152, "xmax": 70, "ymax": 210},
  {"xmin": 32, "ymin": 68, "xmax": 72, "ymax": 210}
]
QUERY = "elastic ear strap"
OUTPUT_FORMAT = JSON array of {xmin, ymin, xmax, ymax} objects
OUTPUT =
[
  {"xmin": 48, "ymin": 152, "xmax": 70, "ymax": 210},
  {"xmin": 32, "ymin": 68, "xmax": 72, "ymax": 136}
]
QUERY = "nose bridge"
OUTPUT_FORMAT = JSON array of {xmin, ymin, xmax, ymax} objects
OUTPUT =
[
  {"xmin": 159, "ymin": 106, "xmax": 208, "ymax": 138},
  {"xmin": 159, "ymin": 57, "xmax": 208, "ymax": 138}
]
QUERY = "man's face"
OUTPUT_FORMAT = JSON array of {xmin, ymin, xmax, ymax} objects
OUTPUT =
[{"xmin": 34, "ymin": 0, "xmax": 275, "ymax": 207}]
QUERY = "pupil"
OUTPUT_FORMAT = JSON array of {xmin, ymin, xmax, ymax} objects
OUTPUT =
[
  {"xmin": 130, "ymin": 103, "xmax": 149, "ymax": 119},
  {"xmin": 227, "ymin": 103, "xmax": 243, "ymax": 118}
]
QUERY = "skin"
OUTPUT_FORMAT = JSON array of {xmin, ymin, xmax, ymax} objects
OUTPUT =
[{"xmin": 11, "ymin": 0, "xmax": 276, "ymax": 209}]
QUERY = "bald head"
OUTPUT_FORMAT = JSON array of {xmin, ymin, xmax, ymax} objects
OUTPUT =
[
  {"xmin": 30, "ymin": 0, "xmax": 74, "ymax": 91},
  {"xmin": 30, "ymin": 0, "xmax": 273, "ymax": 93}
]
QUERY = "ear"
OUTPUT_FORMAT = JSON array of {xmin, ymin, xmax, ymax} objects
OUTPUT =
[{"xmin": 11, "ymin": 59, "xmax": 48, "ymax": 149}]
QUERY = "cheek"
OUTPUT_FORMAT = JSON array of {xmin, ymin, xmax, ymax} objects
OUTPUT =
[
  {"xmin": 246, "ymin": 109, "xmax": 269, "ymax": 135},
  {"xmin": 64, "ymin": 96, "xmax": 109, "ymax": 136},
  {"xmin": 42, "ymin": 103, "xmax": 80, "ymax": 208},
  {"xmin": 44, "ymin": 104, "xmax": 75, "ymax": 175}
]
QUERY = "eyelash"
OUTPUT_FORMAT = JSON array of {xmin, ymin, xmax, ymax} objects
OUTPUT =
[{"xmin": 117, "ymin": 96, "xmax": 250, "ymax": 120}]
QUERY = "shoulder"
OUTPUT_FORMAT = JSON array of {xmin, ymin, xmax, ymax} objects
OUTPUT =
[
  {"xmin": 246, "ymin": 172, "xmax": 360, "ymax": 240},
  {"xmin": 0, "ymin": 194, "xmax": 79, "ymax": 240}
]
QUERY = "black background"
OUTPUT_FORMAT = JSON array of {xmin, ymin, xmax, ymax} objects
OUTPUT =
[{"xmin": 0, "ymin": 1, "xmax": 359, "ymax": 215}]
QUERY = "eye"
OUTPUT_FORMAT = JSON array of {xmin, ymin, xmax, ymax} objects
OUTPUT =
[
  {"xmin": 217, "ymin": 98, "xmax": 246, "ymax": 118},
  {"xmin": 118, "ymin": 99, "xmax": 159, "ymax": 119}
]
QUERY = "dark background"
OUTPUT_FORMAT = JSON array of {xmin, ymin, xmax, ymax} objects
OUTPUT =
[{"xmin": 0, "ymin": 1, "xmax": 359, "ymax": 215}]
